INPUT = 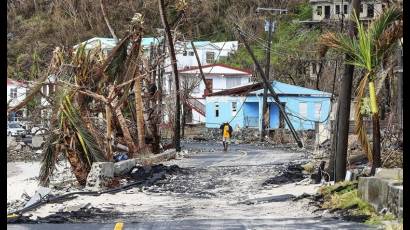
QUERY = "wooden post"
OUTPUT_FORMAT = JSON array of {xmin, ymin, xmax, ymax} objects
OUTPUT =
[{"xmin": 261, "ymin": 17, "xmax": 273, "ymax": 141}]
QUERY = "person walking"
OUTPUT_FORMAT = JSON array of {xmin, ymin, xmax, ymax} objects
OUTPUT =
[{"xmin": 220, "ymin": 122, "xmax": 233, "ymax": 151}]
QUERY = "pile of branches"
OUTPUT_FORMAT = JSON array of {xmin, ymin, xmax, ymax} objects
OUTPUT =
[{"xmin": 9, "ymin": 15, "xmax": 164, "ymax": 186}]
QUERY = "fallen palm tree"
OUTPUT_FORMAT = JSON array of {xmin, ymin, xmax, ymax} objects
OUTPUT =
[{"xmin": 8, "ymin": 15, "xmax": 163, "ymax": 186}]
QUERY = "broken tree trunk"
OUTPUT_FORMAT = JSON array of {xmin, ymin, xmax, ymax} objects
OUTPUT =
[
  {"xmin": 159, "ymin": 0, "xmax": 181, "ymax": 151},
  {"xmin": 63, "ymin": 133, "xmax": 89, "ymax": 186},
  {"xmin": 105, "ymin": 103, "xmax": 113, "ymax": 160},
  {"xmin": 134, "ymin": 77, "xmax": 146, "ymax": 149},
  {"xmin": 110, "ymin": 85, "xmax": 137, "ymax": 157}
]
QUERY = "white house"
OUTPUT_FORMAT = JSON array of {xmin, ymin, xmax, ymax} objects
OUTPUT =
[
  {"xmin": 164, "ymin": 41, "xmax": 238, "ymax": 72},
  {"xmin": 176, "ymin": 64, "xmax": 252, "ymax": 124},
  {"xmin": 310, "ymin": 0, "xmax": 385, "ymax": 22},
  {"xmin": 73, "ymin": 37, "xmax": 162, "ymax": 58},
  {"xmin": 7, "ymin": 78, "xmax": 27, "ymax": 121}
]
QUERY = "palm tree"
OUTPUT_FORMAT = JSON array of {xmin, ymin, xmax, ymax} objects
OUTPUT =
[{"xmin": 320, "ymin": 7, "xmax": 402, "ymax": 174}]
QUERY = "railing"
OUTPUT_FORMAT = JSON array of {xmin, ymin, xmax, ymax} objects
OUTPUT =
[
  {"xmin": 244, "ymin": 116, "xmax": 259, "ymax": 128},
  {"xmin": 186, "ymin": 97, "xmax": 205, "ymax": 116}
]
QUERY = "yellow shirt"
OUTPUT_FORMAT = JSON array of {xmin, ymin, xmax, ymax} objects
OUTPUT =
[{"xmin": 223, "ymin": 125, "xmax": 230, "ymax": 138}]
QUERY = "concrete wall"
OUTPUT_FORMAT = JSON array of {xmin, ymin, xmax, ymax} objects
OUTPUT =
[{"xmin": 358, "ymin": 168, "xmax": 403, "ymax": 218}]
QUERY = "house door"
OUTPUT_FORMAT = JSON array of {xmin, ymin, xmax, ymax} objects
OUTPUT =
[
  {"xmin": 270, "ymin": 102, "xmax": 286, "ymax": 129},
  {"xmin": 324, "ymin": 6, "xmax": 331, "ymax": 19},
  {"xmin": 204, "ymin": 79, "xmax": 213, "ymax": 95}
]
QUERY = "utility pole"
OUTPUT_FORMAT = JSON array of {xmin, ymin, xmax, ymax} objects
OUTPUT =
[
  {"xmin": 191, "ymin": 41, "xmax": 211, "ymax": 93},
  {"xmin": 158, "ymin": 0, "xmax": 181, "ymax": 152},
  {"xmin": 236, "ymin": 25, "xmax": 303, "ymax": 148},
  {"xmin": 334, "ymin": 0, "xmax": 360, "ymax": 182},
  {"xmin": 261, "ymin": 18, "xmax": 273, "ymax": 141},
  {"xmin": 256, "ymin": 7, "xmax": 286, "ymax": 142}
]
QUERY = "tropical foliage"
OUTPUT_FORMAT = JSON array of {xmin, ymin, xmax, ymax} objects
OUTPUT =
[{"xmin": 320, "ymin": 6, "xmax": 402, "ymax": 168}]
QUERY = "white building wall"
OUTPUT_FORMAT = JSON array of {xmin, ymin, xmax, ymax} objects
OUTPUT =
[{"xmin": 7, "ymin": 81, "xmax": 28, "ymax": 119}]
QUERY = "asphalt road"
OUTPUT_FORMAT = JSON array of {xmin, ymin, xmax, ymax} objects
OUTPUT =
[
  {"xmin": 8, "ymin": 218, "xmax": 374, "ymax": 229},
  {"xmin": 8, "ymin": 141, "xmax": 375, "ymax": 229}
]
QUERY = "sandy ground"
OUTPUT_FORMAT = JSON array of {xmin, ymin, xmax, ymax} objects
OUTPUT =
[{"xmin": 7, "ymin": 162, "xmax": 41, "ymax": 202}]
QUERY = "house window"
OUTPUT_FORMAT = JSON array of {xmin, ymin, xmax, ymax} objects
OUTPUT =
[
  {"xmin": 344, "ymin": 5, "xmax": 348, "ymax": 14},
  {"xmin": 183, "ymin": 50, "xmax": 187, "ymax": 56},
  {"xmin": 232, "ymin": 102, "xmax": 237, "ymax": 114},
  {"xmin": 360, "ymin": 4, "xmax": 364, "ymax": 13},
  {"xmin": 314, "ymin": 103, "xmax": 322, "ymax": 120},
  {"xmin": 206, "ymin": 52, "xmax": 215, "ymax": 63},
  {"xmin": 335, "ymin": 5, "xmax": 340, "ymax": 14},
  {"xmin": 226, "ymin": 78, "xmax": 242, "ymax": 89},
  {"xmin": 10, "ymin": 88, "xmax": 17, "ymax": 98},
  {"xmin": 367, "ymin": 4, "xmax": 374, "ymax": 18},
  {"xmin": 215, "ymin": 103, "xmax": 219, "ymax": 117},
  {"xmin": 324, "ymin": 6, "xmax": 330, "ymax": 19},
  {"xmin": 189, "ymin": 51, "xmax": 194, "ymax": 56},
  {"xmin": 299, "ymin": 103, "xmax": 308, "ymax": 119},
  {"xmin": 316, "ymin": 6, "xmax": 322, "ymax": 16}
]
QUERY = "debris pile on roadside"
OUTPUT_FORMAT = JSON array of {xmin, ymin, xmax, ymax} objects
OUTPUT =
[
  {"xmin": 263, "ymin": 162, "xmax": 307, "ymax": 186},
  {"xmin": 7, "ymin": 136, "xmax": 43, "ymax": 162}
]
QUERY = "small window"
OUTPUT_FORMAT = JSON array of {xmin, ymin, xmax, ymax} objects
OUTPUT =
[
  {"xmin": 215, "ymin": 103, "xmax": 219, "ymax": 117},
  {"xmin": 335, "ymin": 5, "xmax": 340, "ymax": 14},
  {"xmin": 299, "ymin": 103, "xmax": 308, "ymax": 118},
  {"xmin": 189, "ymin": 51, "xmax": 194, "ymax": 56},
  {"xmin": 316, "ymin": 6, "xmax": 322, "ymax": 16},
  {"xmin": 206, "ymin": 52, "xmax": 215, "ymax": 63},
  {"xmin": 344, "ymin": 5, "xmax": 348, "ymax": 14},
  {"xmin": 360, "ymin": 4, "xmax": 364, "ymax": 13},
  {"xmin": 232, "ymin": 102, "xmax": 237, "ymax": 114},
  {"xmin": 226, "ymin": 78, "xmax": 242, "ymax": 89},
  {"xmin": 183, "ymin": 50, "xmax": 187, "ymax": 56},
  {"xmin": 10, "ymin": 88, "xmax": 17, "ymax": 98},
  {"xmin": 367, "ymin": 4, "xmax": 374, "ymax": 18},
  {"xmin": 324, "ymin": 5, "xmax": 330, "ymax": 19}
]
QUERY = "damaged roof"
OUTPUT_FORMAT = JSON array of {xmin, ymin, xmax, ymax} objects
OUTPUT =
[{"xmin": 208, "ymin": 81, "xmax": 332, "ymax": 97}]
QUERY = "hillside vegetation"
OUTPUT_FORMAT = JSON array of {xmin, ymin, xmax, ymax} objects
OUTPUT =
[{"xmin": 8, "ymin": 0, "xmax": 326, "ymax": 89}]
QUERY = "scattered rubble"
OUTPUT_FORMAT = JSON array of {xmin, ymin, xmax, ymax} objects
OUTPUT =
[{"xmin": 263, "ymin": 163, "xmax": 307, "ymax": 186}]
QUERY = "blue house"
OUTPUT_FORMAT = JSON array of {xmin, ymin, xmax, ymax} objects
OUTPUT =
[{"xmin": 205, "ymin": 81, "xmax": 332, "ymax": 131}]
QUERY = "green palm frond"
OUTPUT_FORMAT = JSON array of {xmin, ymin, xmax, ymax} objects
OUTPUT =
[
  {"xmin": 61, "ymin": 96, "xmax": 106, "ymax": 166},
  {"xmin": 39, "ymin": 132, "xmax": 60, "ymax": 186},
  {"xmin": 369, "ymin": 6, "xmax": 401, "ymax": 46}
]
